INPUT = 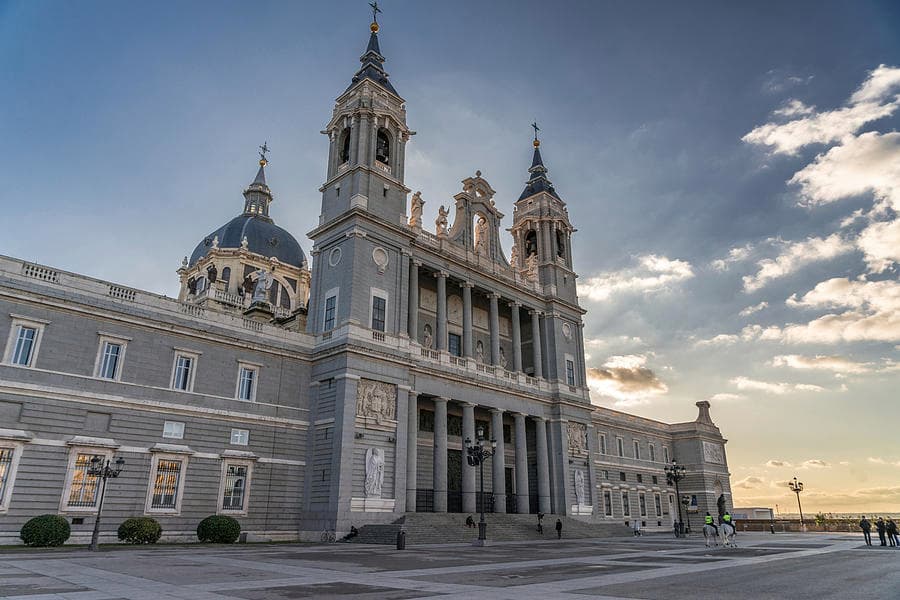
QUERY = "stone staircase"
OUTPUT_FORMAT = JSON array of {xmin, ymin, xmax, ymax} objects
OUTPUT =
[{"xmin": 348, "ymin": 513, "xmax": 633, "ymax": 546}]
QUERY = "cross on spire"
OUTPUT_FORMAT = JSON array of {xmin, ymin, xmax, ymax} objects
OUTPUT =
[
  {"xmin": 369, "ymin": 1, "xmax": 382, "ymax": 23},
  {"xmin": 531, "ymin": 121, "xmax": 540, "ymax": 141},
  {"xmin": 258, "ymin": 141, "xmax": 269, "ymax": 165}
]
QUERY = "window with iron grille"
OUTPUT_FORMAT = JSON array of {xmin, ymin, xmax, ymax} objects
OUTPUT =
[
  {"xmin": 604, "ymin": 490, "xmax": 612, "ymax": 516},
  {"xmin": 663, "ymin": 447, "xmax": 669, "ymax": 463},
  {"xmin": 617, "ymin": 437, "xmax": 624, "ymax": 457},
  {"xmin": 622, "ymin": 492, "xmax": 630, "ymax": 516},
  {"xmin": 371, "ymin": 295, "xmax": 386, "ymax": 332},
  {"xmin": 172, "ymin": 354, "xmax": 194, "ymax": 391},
  {"xmin": 98, "ymin": 341, "xmax": 122, "ymax": 379},
  {"xmin": 150, "ymin": 459, "xmax": 183, "ymax": 510},
  {"xmin": 237, "ymin": 366, "xmax": 257, "ymax": 401},
  {"xmin": 448, "ymin": 333, "xmax": 461, "ymax": 357},
  {"xmin": 649, "ymin": 444, "xmax": 656, "ymax": 462},
  {"xmin": 639, "ymin": 492, "xmax": 647, "ymax": 517},
  {"xmin": 599, "ymin": 434, "xmax": 607, "ymax": 455},
  {"xmin": 67, "ymin": 454, "xmax": 100, "ymax": 508},
  {"xmin": 655, "ymin": 493, "xmax": 662, "ymax": 516},
  {"xmin": 0, "ymin": 448, "xmax": 14, "ymax": 506},
  {"xmin": 323, "ymin": 295, "xmax": 337, "ymax": 331},
  {"xmin": 222, "ymin": 464, "xmax": 248, "ymax": 511},
  {"xmin": 11, "ymin": 326, "xmax": 37, "ymax": 366},
  {"xmin": 633, "ymin": 440, "xmax": 641, "ymax": 460},
  {"xmin": 636, "ymin": 473, "xmax": 643, "ymax": 483},
  {"xmin": 566, "ymin": 359, "xmax": 575, "ymax": 386},
  {"xmin": 619, "ymin": 471, "xmax": 626, "ymax": 482}
]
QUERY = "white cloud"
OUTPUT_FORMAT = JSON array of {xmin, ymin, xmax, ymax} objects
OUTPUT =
[
  {"xmin": 742, "ymin": 233, "xmax": 854, "ymax": 292},
  {"xmin": 857, "ymin": 217, "xmax": 900, "ymax": 273},
  {"xmin": 740, "ymin": 324, "xmax": 783, "ymax": 341},
  {"xmin": 867, "ymin": 457, "xmax": 900, "ymax": 467},
  {"xmin": 740, "ymin": 301, "xmax": 769, "ymax": 317},
  {"xmin": 734, "ymin": 476, "xmax": 767, "ymax": 489},
  {"xmin": 709, "ymin": 393, "xmax": 744, "ymax": 402},
  {"xmin": 587, "ymin": 354, "xmax": 668, "ymax": 406},
  {"xmin": 772, "ymin": 99, "xmax": 816, "ymax": 118},
  {"xmin": 771, "ymin": 354, "xmax": 871, "ymax": 375},
  {"xmin": 731, "ymin": 376, "xmax": 826, "ymax": 395},
  {"xmin": 710, "ymin": 244, "xmax": 753, "ymax": 271},
  {"xmin": 743, "ymin": 65, "xmax": 900, "ymax": 155},
  {"xmin": 765, "ymin": 460, "xmax": 792, "ymax": 468},
  {"xmin": 694, "ymin": 334, "xmax": 740, "ymax": 347},
  {"xmin": 579, "ymin": 254, "xmax": 694, "ymax": 301},
  {"xmin": 801, "ymin": 459, "xmax": 831, "ymax": 469}
]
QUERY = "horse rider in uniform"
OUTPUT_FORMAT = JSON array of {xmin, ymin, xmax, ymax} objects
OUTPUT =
[
  {"xmin": 705, "ymin": 512, "xmax": 719, "ymax": 536},
  {"xmin": 722, "ymin": 511, "xmax": 734, "ymax": 535}
]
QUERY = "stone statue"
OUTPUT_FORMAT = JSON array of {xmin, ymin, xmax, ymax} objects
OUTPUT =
[
  {"xmin": 474, "ymin": 215, "xmax": 488, "ymax": 255},
  {"xmin": 574, "ymin": 469, "xmax": 585, "ymax": 506},
  {"xmin": 423, "ymin": 324, "xmax": 433, "ymax": 349},
  {"xmin": 435, "ymin": 205, "xmax": 449, "ymax": 237},
  {"xmin": 241, "ymin": 236, "xmax": 249, "ymax": 250},
  {"xmin": 408, "ymin": 191, "xmax": 424, "ymax": 228},
  {"xmin": 567, "ymin": 422, "xmax": 588, "ymax": 454},
  {"xmin": 509, "ymin": 243, "xmax": 518, "ymax": 268},
  {"xmin": 475, "ymin": 340, "xmax": 484, "ymax": 363},
  {"xmin": 525, "ymin": 253, "xmax": 539, "ymax": 282},
  {"xmin": 499, "ymin": 346, "xmax": 507, "ymax": 369},
  {"xmin": 717, "ymin": 494, "xmax": 727, "ymax": 520},
  {"xmin": 364, "ymin": 447, "xmax": 385, "ymax": 498},
  {"xmin": 211, "ymin": 235, "xmax": 219, "ymax": 249},
  {"xmin": 251, "ymin": 269, "xmax": 272, "ymax": 303},
  {"xmin": 181, "ymin": 256, "xmax": 188, "ymax": 268}
]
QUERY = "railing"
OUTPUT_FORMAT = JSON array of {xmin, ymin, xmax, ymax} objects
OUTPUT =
[
  {"xmin": 371, "ymin": 330, "xmax": 385, "ymax": 342},
  {"xmin": 449, "ymin": 356, "xmax": 467, "ymax": 368},
  {"xmin": 416, "ymin": 489, "xmax": 434, "ymax": 513},
  {"xmin": 180, "ymin": 303, "xmax": 204, "ymax": 317},
  {"xmin": 374, "ymin": 160, "xmax": 392, "ymax": 174},
  {"xmin": 107, "ymin": 285, "xmax": 136, "ymax": 301},
  {"xmin": 322, "ymin": 331, "xmax": 333, "ymax": 341},
  {"xmin": 420, "ymin": 347, "xmax": 440, "ymax": 361},
  {"xmin": 273, "ymin": 306, "xmax": 293, "ymax": 319},
  {"xmin": 525, "ymin": 376, "xmax": 537, "ymax": 386},
  {"xmin": 242, "ymin": 318, "xmax": 263, "ymax": 332},
  {"xmin": 214, "ymin": 289, "xmax": 244, "ymax": 307},
  {"xmin": 417, "ymin": 229, "xmax": 441, "ymax": 247},
  {"xmin": 22, "ymin": 263, "xmax": 60, "ymax": 283}
]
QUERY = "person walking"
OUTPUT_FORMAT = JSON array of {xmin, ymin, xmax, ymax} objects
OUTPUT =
[
  {"xmin": 886, "ymin": 518, "xmax": 898, "ymax": 547},
  {"xmin": 555, "ymin": 518, "xmax": 563, "ymax": 539},
  {"xmin": 876, "ymin": 517, "xmax": 887, "ymax": 546},
  {"xmin": 537, "ymin": 512, "xmax": 544, "ymax": 535},
  {"xmin": 632, "ymin": 519, "xmax": 642, "ymax": 537},
  {"xmin": 859, "ymin": 516, "xmax": 872, "ymax": 546}
]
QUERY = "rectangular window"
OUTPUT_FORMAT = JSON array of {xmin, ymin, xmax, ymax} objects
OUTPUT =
[
  {"xmin": 236, "ymin": 365, "xmax": 258, "ymax": 402},
  {"xmin": 0, "ymin": 447, "xmax": 18, "ymax": 511},
  {"xmin": 622, "ymin": 492, "xmax": 631, "ymax": 517},
  {"xmin": 604, "ymin": 490, "xmax": 612, "ymax": 516},
  {"xmin": 162, "ymin": 421, "xmax": 184, "ymax": 439},
  {"xmin": 599, "ymin": 434, "xmax": 607, "ymax": 455},
  {"xmin": 617, "ymin": 437, "xmax": 624, "ymax": 457},
  {"xmin": 11, "ymin": 325, "xmax": 37, "ymax": 366},
  {"xmin": 171, "ymin": 353, "xmax": 196, "ymax": 391},
  {"xmin": 663, "ymin": 447, "xmax": 670, "ymax": 464},
  {"xmin": 448, "ymin": 333, "xmax": 461, "ymax": 357},
  {"xmin": 639, "ymin": 493, "xmax": 647, "ymax": 517},
  {"xmin": 566, "ymin": 359, "xmax": 576, "ymax": 386},
  {"xmin": 633, "ymin": 440, "xmax": 641, "ymax": 460},
  {"xmin": 418, "ymin": 409, "xmax": 435, "ymax": 432},
  {"xmin": 371, "ymin": 294, "xmax": 386, "ymax": 332},
  {"xmin": 655, "ymin": 493, "xmax": 662, "ymax": 516},
  {"xmin": 602, "ymin": 470, "xmax": 609, "ymax": 480},
  {"xmin": 652, "ymin": 475, "xmax": 658, "ymax": 485},
  {"xmin": 619, "ymin": 471, "xmax": 626, "ymax": 482},
  {"xmin": 649, "ymin": 444, "xmax": 656, "ymax": 463},
  {"xmin": 637, "ymin": 473, "xmax": 643, "ymax": 483},
  {"xmin": 149, "ymin": 458, "xmax": 183, "ymax": 511},
  {"xmin": 230, "ymin": 428, "xmax": 249, "ymax": 446},
  {"xmin": 67, "ymin": 454, "xmax": 100, "ymax": 508},
  {"xmin": 323, "ymin": 294, "xmax": 337, "ymax": 331},
  {"xmin": 97, "ymin": 341, "xmax": 123, "ymax": 379},
  {"xmin": 221, "ymin": 464, "xmax": 249, "ymax": 511}
]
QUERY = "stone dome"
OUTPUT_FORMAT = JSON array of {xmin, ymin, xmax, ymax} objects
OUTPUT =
[{"xmin": 189, "ymin": 214, "xmax": 306, "ymax": 268}]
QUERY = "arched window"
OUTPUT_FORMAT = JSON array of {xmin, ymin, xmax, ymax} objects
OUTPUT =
[
  {"xmin": 524, "ymin": 230, "xmax": 538, "ymax": 257},
  {"xmin": 556, "ymin": 230, "xmax": 566, "ymax": 258},
  {"xmin": 376, "ymin": 128, "xmax": 391, "ymax": 164},
  {"xmin": 339, "ymin": 128, "xmax": 351, "ymax": 164},
  {"xmin": 221, "ymin": 267, "xmax": 231, "ymax": 284}
]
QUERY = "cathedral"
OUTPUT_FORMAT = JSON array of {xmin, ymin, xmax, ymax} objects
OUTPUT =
[{"xmin": 0, "ymin": 14, "xmax": 731, "ymax": 544}]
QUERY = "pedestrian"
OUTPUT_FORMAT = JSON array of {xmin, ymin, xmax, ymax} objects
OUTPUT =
[
  {"xmin": 537, "ymin": 512, "xmax": 544, "ymax": 534},
  {"xmin": 465, "ymin": 515, "xmax": 475, "ymax": 529},
  {"xmin": 555, "ymin": 518, "xmax": 563, "ymax": 539},
  {"xmin": 859, "ymin": 516, "xmax": 872, "ymax": 546},
  {"xmin": 886, "ymin": 518, "xmax": 898, "ymax": 547},
  {"xmin": 632, "ymin": 519, "xmax": 642, "ymax": 537},
  {"xmin": 876, "ymin": 517, "xmax": 887, "ymax": 546}
]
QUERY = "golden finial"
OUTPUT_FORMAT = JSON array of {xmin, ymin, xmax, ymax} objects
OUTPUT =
[
  {"xmin": 533, "ymin": 139, "xmax": 540, "ymax": 148},
  {"xmin": 259, "ymin": 141, "xmax": 269, "ymax": 166},
  {"xmin": 531, "ymin": 121, "xmax": 541, "ymax": 147},
  {"xmin": 369, "ymin": 1, "xmax": 381, "ymax": 32},
  {"xmin": 371, "ymin": 21, "xmax": 379, "ymax": 33}
]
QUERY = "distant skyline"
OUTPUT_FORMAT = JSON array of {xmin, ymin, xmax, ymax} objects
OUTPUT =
[{"xmin": 2, "ymin": 1, "xmax": 899, "ymax": 512}]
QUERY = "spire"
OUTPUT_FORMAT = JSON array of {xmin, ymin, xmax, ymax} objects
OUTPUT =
[
  {"xmin": 347, "ymin": 3, "xmax": 399, "ymax": 96},
  {"xmin": 243, "ymin": 144, "xmax": 273, "ymax": 219},
  {"xmin": 519, "ymin": 125, "xmax": 559, "ymax": 201}
]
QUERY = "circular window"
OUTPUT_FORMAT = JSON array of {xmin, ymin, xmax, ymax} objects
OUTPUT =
[
  {"xmin": 372, "ymin": 247, "xmax": 389, "ymax": 273},
  {"xmin": 328, "ymin": 247, "xmax": 342, "ymax": 267},
  {"xmin": 562, "ymin": 322, "xmax": 572, "ymax": 341}
]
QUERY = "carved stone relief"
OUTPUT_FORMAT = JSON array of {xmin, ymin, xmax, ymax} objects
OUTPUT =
[
  {"xmin": 420, "ymin": 288, "xmax": 437, "ymax": 312},
  {"xmin": 448, "ymin": 294, "xmax": 463, "ymax": 324},
  {"xmin": 356, "ymin": 379, "xmax": 397, "ymax": 424},
  {"xmin": 567, "ymin": 422, "xmax": 588, "ymax": 455},
  {"xmin": 702, "ymin": 441, "xmax": 725, "ymax": 464},
  {"xmin": 473, "ymin": 307, "xmax": 488, "ymax": 330}
]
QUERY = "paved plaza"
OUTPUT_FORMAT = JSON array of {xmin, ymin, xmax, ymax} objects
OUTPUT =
[{"xmin": 1, "ymin": 532, "xmax": 898, "ymax": 600}]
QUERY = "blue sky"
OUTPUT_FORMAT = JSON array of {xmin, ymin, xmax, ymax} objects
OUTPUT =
[{"xmin": 2, "ymin": 0, "xmax": 900, "ymax": 512}]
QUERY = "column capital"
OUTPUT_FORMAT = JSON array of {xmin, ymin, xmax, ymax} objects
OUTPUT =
[
  {"xmin": 508, "ymin": 300, "xmax": 521, "ymax": 308},
  {"xmin": 533, "ymin": 415, "xmax": 547, "ymax": 423},
  {"xmin": 487, "ymin": 292, "xmax": 501, "ymax": 300},
  {"xmin": 511, "ymin": 411, "xmax": 528, "ymax": 419},
  {"xmin": 412, "ymin": 258, "xmax": 423, "ymax": 266},
  {"xmin": 489, "ymin": 407, "xmax": 504, "ymax": 415},
  {"xmin": 460, "ymin": 401, "xmax": 477, "ymax": 409},
  {"xmin": 433, "ymin": 396, "xmax": 449, "ymax": 404},
  {"xmin": 528, "ymin": 309, "xmax": 543, "ymax": 317},
  {"xmin": 401, "ymin": 249, "xmax": 412, "ymax": 257},
  {"xmin": 461, "ymin": 281, "xmax": 475, "ymax": 288},
  {"xmin": 434, "ymin": 270, "xmax": 449, "ymax": 279},
  {"xmin": 406, "ymin": 389, "xmax": 419, "ymax": 398}
]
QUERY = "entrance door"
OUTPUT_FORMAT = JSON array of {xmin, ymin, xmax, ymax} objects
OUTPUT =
[
  {"xmin": 505, "ymin": 466, "xmax": 517, "ymax": 513},
  {"xmin": 447, "ymin": 449, "xmax": 462, "ymax": 512}
]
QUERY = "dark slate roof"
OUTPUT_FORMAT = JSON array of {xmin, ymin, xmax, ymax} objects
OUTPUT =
[
  {"xmin": 189, "ymin": 215, "xmax": 306, "ymax": 268},
  {"xmin": 518, "ymin": 146, "xmax": 561, "ymax": 201},
  {"xmin": 346, "ymin": 31, "xmax": 399, "ymax": 96}
]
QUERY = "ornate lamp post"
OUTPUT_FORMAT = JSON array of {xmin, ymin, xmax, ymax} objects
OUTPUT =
[
  {"xmin": 681, "ymin": 495, "xmax": 692, "ymax": 534},
  {"xmin": 788, "ymin": 477, "xmax": 805, "ymax": 530},
  {"xmin": 87, "ymin": 455, "xmax": 125, "ymax": 551},
  {"xmin": 664, "ymin": 459, "xmax": 687, "ymax": 537},
  {"xmin": 465, "ymin": 425, "xmax": 496, "ymax": 546}
]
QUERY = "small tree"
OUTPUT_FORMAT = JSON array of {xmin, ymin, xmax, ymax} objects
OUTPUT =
[
  {"xmin": 117, "ymin": 517, "xmax": 163, "ymax": 544},
  {"xmin": 20, "ymin": 515, "xmax": 71, "ymax": 547},
  {"xmin": 197, "ymin": 515, "xmax": 241, "ymax": 543}
]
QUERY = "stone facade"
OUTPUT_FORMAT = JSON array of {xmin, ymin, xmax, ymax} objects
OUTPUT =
[{"xmin": 0, "ymin": 18, "xmax": 731, "ymax": 544}]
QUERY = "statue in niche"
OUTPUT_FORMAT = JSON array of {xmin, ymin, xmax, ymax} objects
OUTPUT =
[
  {"xmin": 509, "ymin": 243, "xmax": 519, "ymax": 268},
  {"xmin": 475, "ymin": 340, "xmax": 485, "ymax": 363},
  {"xmin": 206, "ymin": 264, "xmax": 217, "ymax": 284},
  {"xmin": 499, "ymin": 346, "xmax": 508, "ymax": 369},
  {"xmin": 474, "ymin": 216, "xmax": 488, "ymax": 255},
  {"xmin": 211, "ymin": 235, "xmax": 219, "ymax": 250},
  {"xmin": 525, "ymin": 253, "xmax": 538, "ymax": 283},
  {"xmin": 364, "ymin": 447, "xmax": 385, "ymax": 498},
  {"xmin": 435, "ymin": 205, "xmax": 449, "ymax": 237},
  {"xmin": 251, "ymin": 268, "xmax": 272, "ymax": 304},
  {"xmin": 356, "ymin": 379, "xmax": 397, "ymax": 423},
  {"xmin": 557, "ymin": 229, "xmax": 566, "ymax": 258},
  {"xmin": 408, "ymin": 191, "xmax": 424, "ymax": 228},
  {"xmin": 187, "ymin": 277, "xmax": 197, "ymax": 295},
  {"xmin": 567, "ymin": 422, "xmax": 588, "ymax": 454},
  {"xmin": 524, "ymin": 230, "xmax": 538, "ymax": 257},
  {"xmin": 423, "ymin": 324, "xmax": 433, "ymax": 349},
  {"xmin": 574, "ymin": 469, "xmax": 586, "ymax": 506}
]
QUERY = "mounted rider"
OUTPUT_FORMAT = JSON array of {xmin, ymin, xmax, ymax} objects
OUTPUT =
[
  {"xmin": 722, "ymin": 511, "xmax": 735, "ymax": 535},
  {"xmin": 705, "ymin": 512, "xmax": 719, "ymax": 536}
]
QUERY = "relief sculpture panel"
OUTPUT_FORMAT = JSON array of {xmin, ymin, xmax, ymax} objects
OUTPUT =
[
  {"xmin": 356, "ymin": 379, "xmax": 397, "ymax": 426},
  {"xmin": 567, "ymin": 421, "xmax": 588, "ymax": 455}
]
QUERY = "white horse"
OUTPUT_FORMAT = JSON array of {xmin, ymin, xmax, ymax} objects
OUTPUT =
[
  {"xmin": 703, "ymin": 524, "xmax": 720, "ymax": 547},
  {"xmin": 721, "ymin": 522, "xmax": 737, "ymax": 547}
]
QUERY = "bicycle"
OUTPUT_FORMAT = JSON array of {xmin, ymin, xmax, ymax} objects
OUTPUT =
[{"xmin": 320, "ymin": 529, "xmax": 336, "ymax": 543}]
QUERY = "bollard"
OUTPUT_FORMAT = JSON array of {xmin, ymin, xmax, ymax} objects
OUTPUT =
[{"xmin": 396, "ymin": 529, "xmax": 406, "ymax": 550}]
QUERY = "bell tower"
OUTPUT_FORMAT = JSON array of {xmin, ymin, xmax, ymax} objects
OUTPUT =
[{"xmin": 318, "ymin": 13, "xmax": 414, "ymax": 227}]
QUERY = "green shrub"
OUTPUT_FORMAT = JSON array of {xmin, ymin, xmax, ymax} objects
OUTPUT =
[
  {"xmin": 197, "ymin": 515, "xmax": 241, "ymax": 543},
  {"xmin": 20, "ymin": 514, "xmax": 71, "ymax": 547},
  {"xmin": 117, "ymin": 517, "xmax": 162, "ymax": 544}
]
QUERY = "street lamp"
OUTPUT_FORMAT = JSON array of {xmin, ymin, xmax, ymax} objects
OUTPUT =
[
  {"xmin": 664, "ymin": 459, "xmax": 687, "ymax": 537},
  {"xmin": 681, "ymin": 495, "xmax": 692, "ymax": 534},
  {"xmin": 87, "ymin": 455, "xmax": 125, "ymax": 551},
  {"xmin": 465, "ymin": 425, "xmax": 496, "ymax": 546},
  {"xmin": 788, "ymin": 476, "xmax": 805, "ymax": 530}
]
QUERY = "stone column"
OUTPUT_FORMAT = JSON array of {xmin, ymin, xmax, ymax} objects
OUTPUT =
[
  {"xmin": 461, "ymin": 402, "xmax": 476, "ymax": 513},
  {"xmin": 435, "ymin": 272, "xmax": 448, "ymax": 351},
  {"xmin": 535, "ymin": 417, "xmax": 551, "ymax": 513},
  {"xmin": 406, "ymin": 390, "xmax": 418, "ymax": 511},
  {"xmin": 433, "ymin": 397, "xmax": 448, "ymax": 512},
  {"xmin": 462, "ymin": 282, "xmax": 474, "ymax": 358},
  {"xmin": 513, "ymin": 413, "xmax": 530, "ymax": 514},
  {"xmin": 349, "ymin": 115, "xmax": 360, "ymax": 165},
  {"xmin": 489, "ymin": 293, "xmax": 501, "ymax": 366},
  {"xmin": 510, "ymin": 301, "xmax": 522, "ymax": 372},
  {"xmin": 530, "ymin": 310, "xmax": 543, "ymax": 379},
  {"xmin": 356, "ymin": 114, "xmax": 369, "ymax": 165},
  {"xmin": 408, "ymin": 260, "xmax": 420, "ymax": 340},
  {"xmin": 491, "ymin": 408, "xmax": 506, "ymax": 514}
]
